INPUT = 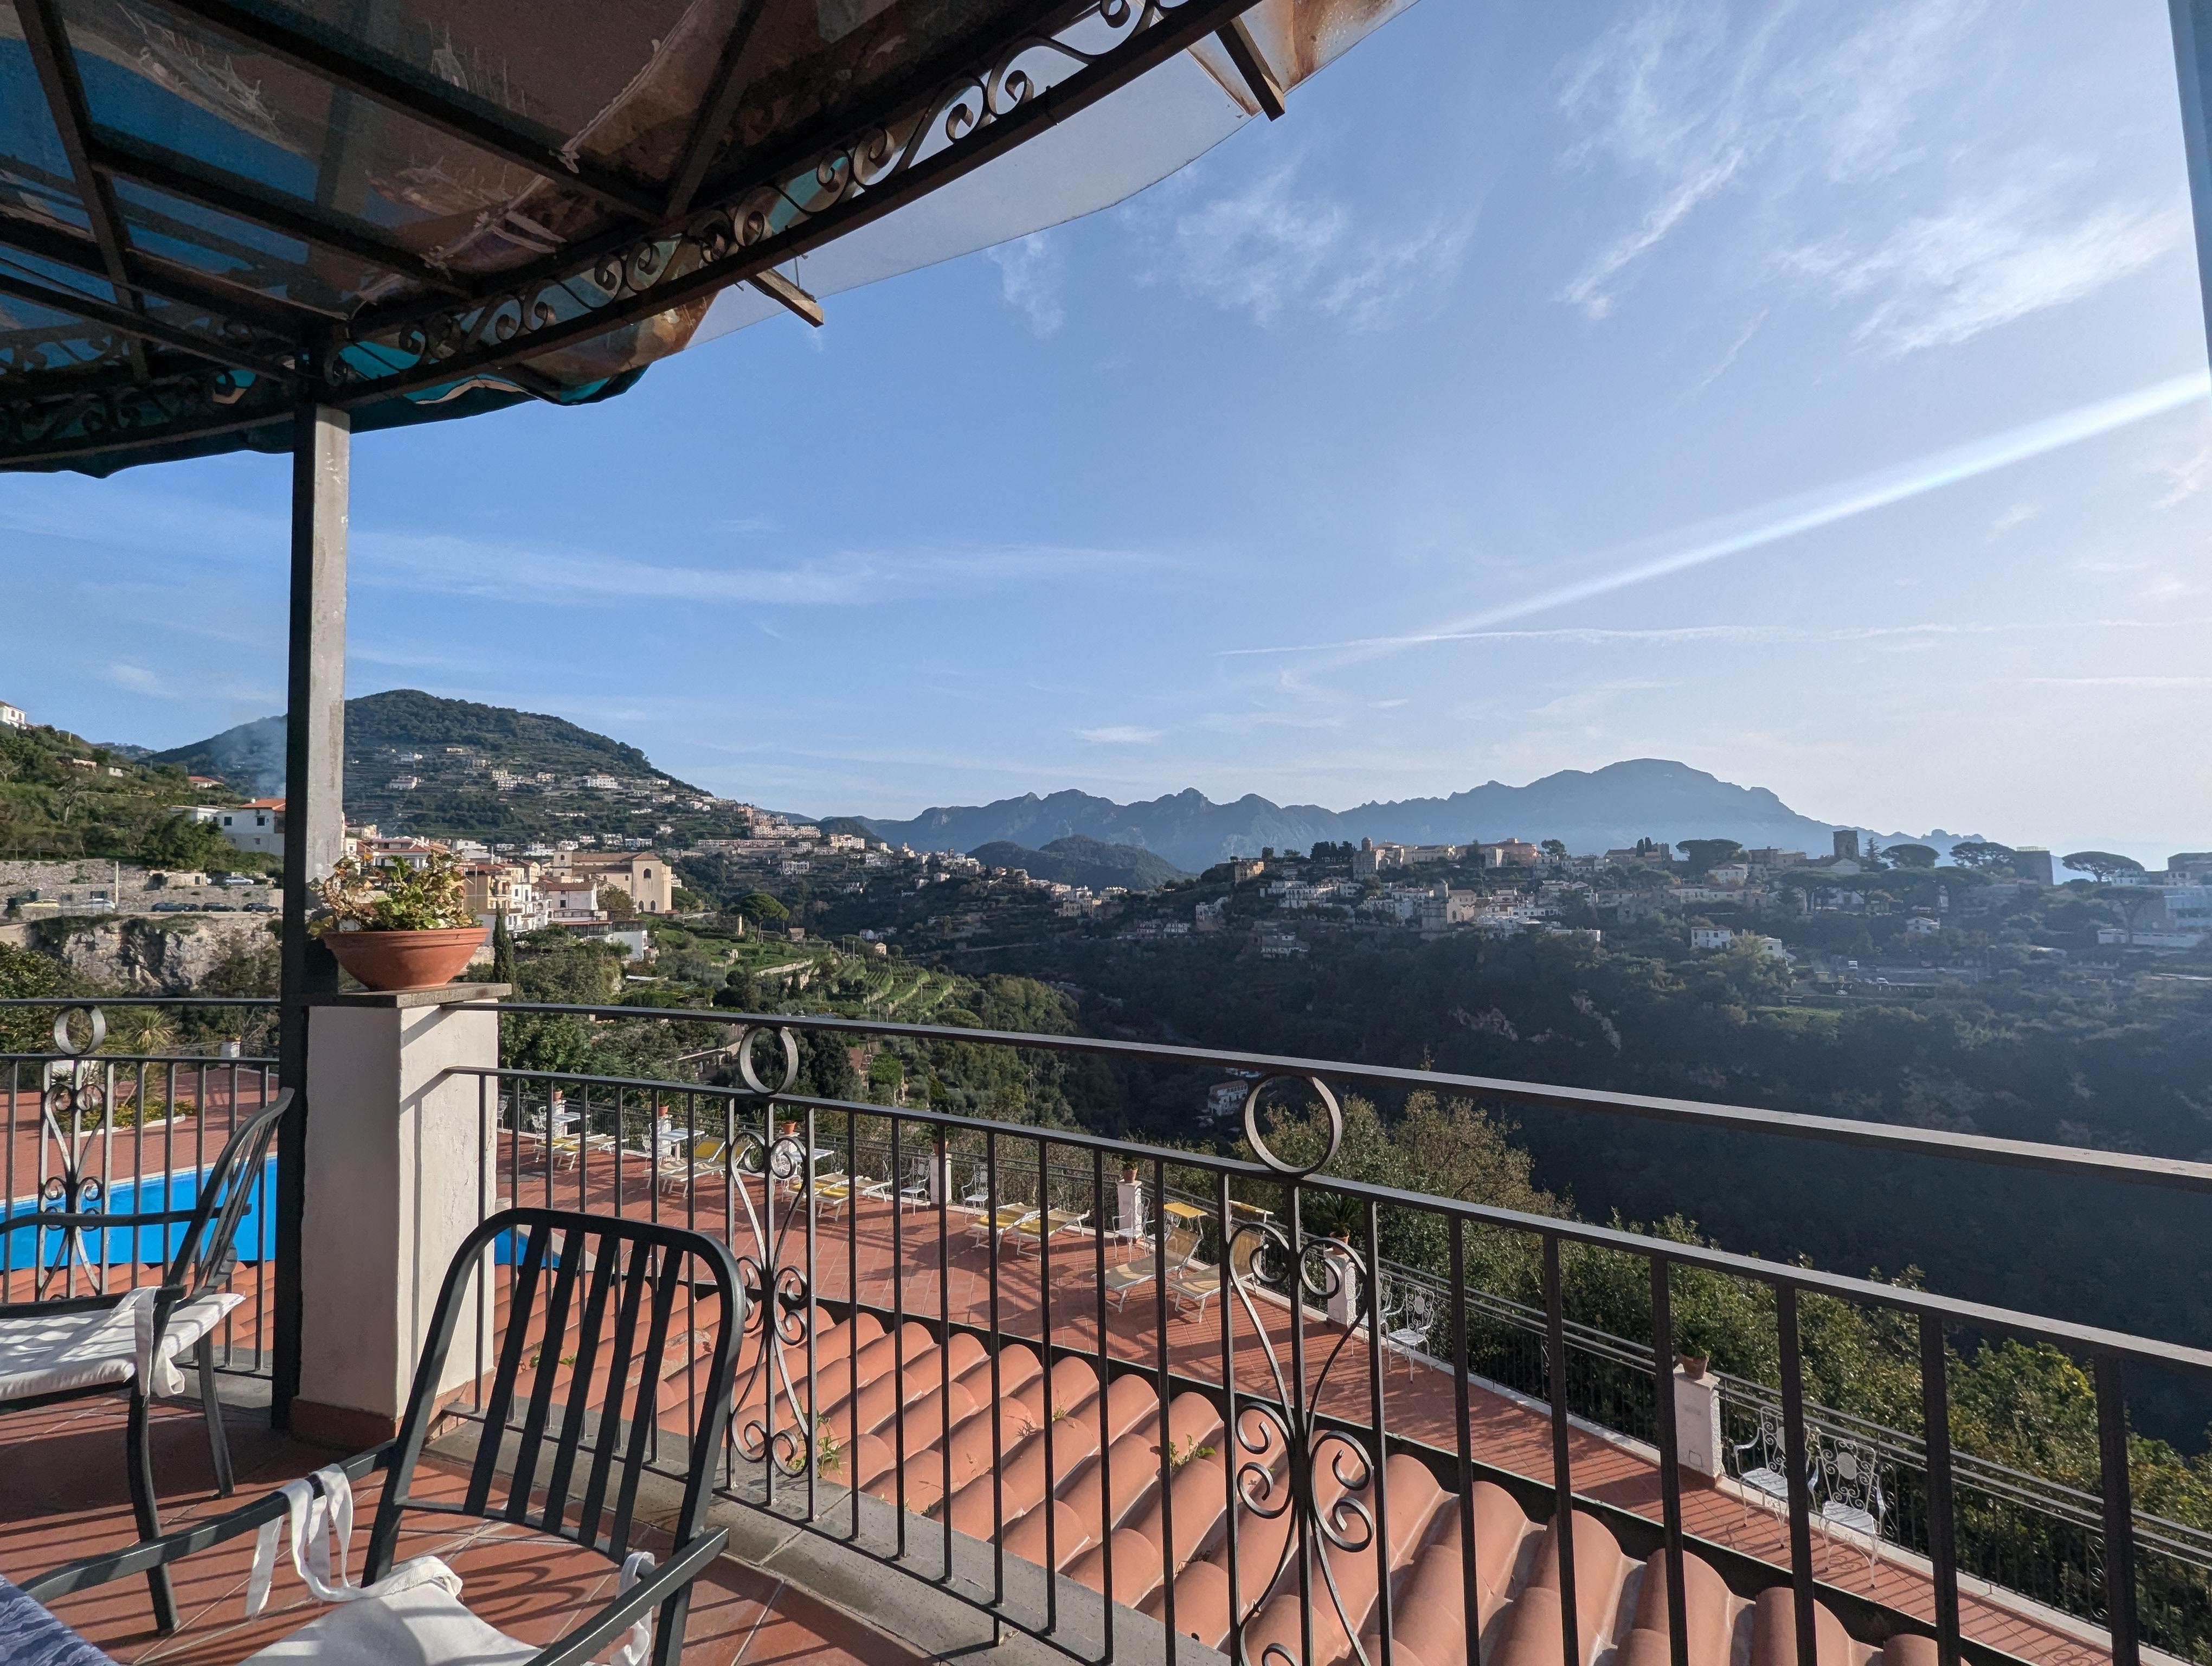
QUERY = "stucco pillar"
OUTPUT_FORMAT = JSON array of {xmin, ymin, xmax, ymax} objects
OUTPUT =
[
  {"xmin": 293, "ymin": 983, "xmax": 506, "ymax": 1447},
  {"xmin": 1672, "ymin": 1364, "xmax": 1725, "ymax": 1479}
]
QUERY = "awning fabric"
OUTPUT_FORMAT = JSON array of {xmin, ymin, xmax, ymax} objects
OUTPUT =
[{"xmin": 0, "ymin": 0, "xmax": 1413, "ymax": 475}]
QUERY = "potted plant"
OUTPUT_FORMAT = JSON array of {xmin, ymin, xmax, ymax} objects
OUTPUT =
[
  {"xmin": 310, "ymin": 852, "xmax": 485, "ymax": 992},
  {"xmin": 1674, "ymin": 1322, "xmax": 1712, "ymax": 1380},
  {"xmin": 1120, "ymin": 1161, "xmax": 1140, "ymax": 1184}
]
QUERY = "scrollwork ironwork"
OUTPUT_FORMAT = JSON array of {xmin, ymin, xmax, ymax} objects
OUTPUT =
[
  {"xmin": 1224, "ymin": 1215, "xmax": 1386, "ymax": 1666},
  {"xmin": 328, "ymin": 0, "xmax": 1234, "ymax": 402},
  {"xmin": 1242, "ymin": 1073, "xmax": 1342, "ymax": 1177},
  {"xmin": 33, "ymin": 1006, "xmax": 112, "ymax": 1296},
  {"xmin": 724, "ymin": 1117, "xmax": 827, "ymax": 1485}
]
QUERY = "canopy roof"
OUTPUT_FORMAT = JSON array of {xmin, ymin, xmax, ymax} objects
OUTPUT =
[{"xmin": 0, "ymin": 0, "xmax": 1409, "ymax": 474}]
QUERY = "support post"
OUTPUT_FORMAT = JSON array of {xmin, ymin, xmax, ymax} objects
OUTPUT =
[{"xmin": 273, "ymin": 402, "xmax": 349, "ymax": 1428}]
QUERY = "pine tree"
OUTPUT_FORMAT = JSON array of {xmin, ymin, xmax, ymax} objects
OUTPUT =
[{"xmin": 491, "ymin": 907, "xmax": 515, "ymax": 985}]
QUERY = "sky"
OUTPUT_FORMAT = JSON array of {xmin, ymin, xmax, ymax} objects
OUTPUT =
[{"xmin": 3, "ymin": 0, "xmax": 2209, "ymax": 865}]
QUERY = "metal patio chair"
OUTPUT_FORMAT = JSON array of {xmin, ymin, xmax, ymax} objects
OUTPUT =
[
  {"xmin": 1728, "ymin": 1402, "xmax": 1804, "ymax": 1531},
  {"xmin": 1381, "ymin": 1279, "xmax": 1438, "ymax": 1374},
  {"xmin": 0, "ymin": 1094, "xmax": 285, "ymax": 1633},
  {"xmin": 24, "ymin": 1207, "xmax": 743, "ymax": 1665},
  {"xmin": 1816, "ymin": 1431, "xmax": 1887, "ymax": 1572}
]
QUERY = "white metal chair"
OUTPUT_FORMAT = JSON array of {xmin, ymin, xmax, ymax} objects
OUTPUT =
[
  {"xmin": 1381, "ymin": 1280, "xmax": 1437, "ymax": 1374},
  {"xmin": 1816, "ymin": 1432, "xmax": 1887, "ymax": 1571}
]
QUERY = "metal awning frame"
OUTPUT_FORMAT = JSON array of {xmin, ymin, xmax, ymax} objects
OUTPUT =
[{"xmin": 1, "ymin": 0, "xmax": 1269, "ymax": 464}]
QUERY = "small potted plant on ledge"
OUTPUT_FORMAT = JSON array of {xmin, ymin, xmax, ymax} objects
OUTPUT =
[{"xmin": 311, "ymin": 851, "xmax": 486, "ymax": 992}]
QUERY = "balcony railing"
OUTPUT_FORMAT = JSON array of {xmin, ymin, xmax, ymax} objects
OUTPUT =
[
  {"xmin": 5, "ymin": 993, "xmax": 2209, "ymax": 1666},
  {"xmin": 2, "ymin": 996, "xmax": 280, "ymax": 1380}
]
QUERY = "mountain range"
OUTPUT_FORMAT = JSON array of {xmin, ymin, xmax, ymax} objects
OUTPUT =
[
  {"xmin": 857, "ymin": 760, "xmax": 1878, "ymax": 874},
  {"xmin": 143, "ymin": 694, "xmax": 1967, "ymax": 875}
]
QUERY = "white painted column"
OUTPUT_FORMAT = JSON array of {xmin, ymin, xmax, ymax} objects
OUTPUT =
[
  {"xmin": 924, "ymin": 1140, "xmax": 954, "ymax": 1206},
  {"xmin": 1324, "ymin": 1238, "xmax": 1362, "ymax": 1328},
  {"xmin": 1673, "ymin": 1364, "xmax": 1725, "ymax": 1479},
  {"xmin": 1116, "ymin": 1177, "xmax": 1146, "ymax": 1241},
  {"xmin": 294, "ymin": 984, "xmax": 505, "ymax": 1447}
]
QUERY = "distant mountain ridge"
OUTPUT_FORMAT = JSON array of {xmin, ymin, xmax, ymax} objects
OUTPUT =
[
  {"xmin": 968, "ymin": 836, "xmax": 1189, "ymax": 892},
  {"xmin": 149, "ymin": 690, "xmax": 694, "ymax": 808},
  {"xmin": 860, "ymin": 760, "xmax": 1866, "ymax": 873},
  {"xmin": 143, "ymin": 698, "xmax": 1971, "ymax": 872}
]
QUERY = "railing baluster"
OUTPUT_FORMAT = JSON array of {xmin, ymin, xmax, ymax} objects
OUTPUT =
[
  {"xmin": 940, "ymin": 1130, "xmax": 955, "ymax": 1580},
  {"xmin": 1364, "ymin": 1200, "xmax": 1394, "ymax": 1666},
  {"xmin": 808, "ymin": 1103, "xmax": 821, "ymax": 1524},
  {"xmin": 1039, "ymin": 1132, "xmax": 1058, "ymax": 1629},
  {"xmin": 1649, "ymin": 1255, "xmax": 1689, "ymax": 1666},
  {"xmin": 1096, "ymin": 1142, "xmax": 1114, "ymax": 1661},
  {"xmin": 1920, "ymin": 1312, "xmax": 1959, "ymax": 1666},
  {"xmin": 987, "ymin": 1125, "xmax": 1004, "ymax": 1608},
  {"xmin": 1777, "ymin": 1285, "xmax": 1818, "ymax": 1666},
  {"xmin": 1451, "ymin": 1218, "xmax": 1479, "ymax": 1666},
  {"xmin": 2096, "ymin": 1353, "xmax": 2141, "ymax": 1666},
  {"xmin": 1543, "ymin": 1233, "xmax": 1579, "ymax": 1666},
  {"xmin": 1153, "ymin": 1152, "xmax": 1176, "ymax": 1666},
  {"xmin": 890, "ymin": 1114, "xmax": 906, "ymax": 1558},
  {"xmin": 1289, "ymin": 1181, "xmax": 1314, "ymax": 1666},
  {"xmin": 848, "ymin": 1104, "xmax": 861, "ymax": 1540}
]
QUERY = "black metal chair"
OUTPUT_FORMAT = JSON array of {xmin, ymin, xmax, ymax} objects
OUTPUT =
[
  {"xmin": 0, "ymin": 1092, "xmax": 286, "ymax": 1632},
  {"xmin": 25, "ymin": 1208, "xmax": 745, "ymax": 1666}
]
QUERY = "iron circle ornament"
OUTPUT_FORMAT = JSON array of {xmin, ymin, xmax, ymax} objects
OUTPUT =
[
  {"xmin": 731, "ymin": 1025, "xmax": 800, "ymax": 1096},
  {"xmin": 1240, "ymin": 1073, "xmax": 1342, "ymax": 1176},
  {"xmin": 52, "ymin": 1004, "xmax": 106, "ymax": 1058}
]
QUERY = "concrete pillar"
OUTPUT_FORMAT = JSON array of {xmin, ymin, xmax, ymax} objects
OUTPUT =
[
  {"xmin": 274, "ymin": 402, "xmax": 349, "ymax": 1426},
  {"xmin": 292, "ymin": 984, "xmax": 506, "ymax": 1449},
  {"xmin": 1116, "ymin": 1178, "xmax": 1145, "ymax": 1241},
  {"xmin": 924, "ymin": 1141, "xmax": 954, "ymax": 1206},
  {"xmin": 1324, "ymin": 1238, "xmax": 1362, "ymax": 1328},
  {"xmin": 1673, "ymin": 1364, "xmax": 1725, "ymax": 1479}
]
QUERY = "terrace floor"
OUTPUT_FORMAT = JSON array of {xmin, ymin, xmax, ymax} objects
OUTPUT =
[{"xmin": 0, "ymin": 1391, "xmax": 921, "ymax": 1665}]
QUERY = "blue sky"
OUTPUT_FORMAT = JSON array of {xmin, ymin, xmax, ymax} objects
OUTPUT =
[{"xmin": 4, "ymin": 0, "xmax": 2209, "ymax": 863}]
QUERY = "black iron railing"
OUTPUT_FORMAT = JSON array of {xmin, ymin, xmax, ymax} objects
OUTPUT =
[
  {"xmin": 440, "ymin": 999, "xmax": 2212, "ymax": 1666},
  {"xmin": 10, "ymin": 991, "xmax": 2212, "ymax": 1666},
  {"xmin": 1, "ymin": 997, "xmax": 281, "ymax": 1379}
]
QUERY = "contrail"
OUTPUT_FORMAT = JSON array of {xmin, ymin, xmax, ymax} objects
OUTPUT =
[{"xmin": 1227, "ymin": 370, "xmax": 2211, "ymax": 661}]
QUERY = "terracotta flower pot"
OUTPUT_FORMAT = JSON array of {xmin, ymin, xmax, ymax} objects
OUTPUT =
[
  {"xmin": 323, "ymin": 926, "xmax": 486, "ymax": 992},
  {"xmin": 1677, "ymin": 1353, "xmax": 1709, "ymax": 1381}
]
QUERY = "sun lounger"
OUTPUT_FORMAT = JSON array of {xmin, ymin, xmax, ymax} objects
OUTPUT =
[{"xmin": 1005, "ymin": 1207, "xmax": 1089, "ymax": 1254}]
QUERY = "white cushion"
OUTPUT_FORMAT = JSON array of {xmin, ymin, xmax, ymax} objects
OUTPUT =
[
  {"xmin": 241, "ymin": 1583, "xmax": 537, "ymax": 1666},
  {"xmin": 0, "ymin": 1291, "xmax": 243, "ymax": 1400}
]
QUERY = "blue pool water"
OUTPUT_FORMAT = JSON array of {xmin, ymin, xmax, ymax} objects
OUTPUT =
[{"xmin": 1, "ymin": 1155, "xmax": 276, "ymax": 1268}]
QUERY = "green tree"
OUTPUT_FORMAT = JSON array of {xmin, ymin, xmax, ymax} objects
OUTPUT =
[
  {"xmin": 738, "ymin": 890, "xmax": 789, "ymax": 925},
  {"xmin": 491, "ymin": 909, "xmax": 515, "ymax": 984},
  {"xmin": 597, "ymin": 885, "xmax": 636, "ymax": 921},
  {"xmin": 1887, "ymin": 843, "xmax": 1939, "ymax": 869},
  {"xmin": 1541, "ymin": 839, "xmax": 1568, "ymax": 862},
  {"xmin": 1950, "ymin": 841, "xmax": 2016, "ymax": 871},
  {"xmin": 1677, "ymin": 839, "xmax": 1743, "ymax": 875},
  {"xmin": 2062, "ymin": 850, "xmax": 2145, "ymax": 883}
]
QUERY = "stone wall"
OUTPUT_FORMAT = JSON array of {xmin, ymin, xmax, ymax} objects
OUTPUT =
[{"xmin": 27, "ymin": 914, "xmax": 274, "ymax": 993}]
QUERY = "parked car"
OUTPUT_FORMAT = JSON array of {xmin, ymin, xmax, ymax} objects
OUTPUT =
[
  {"xmin": 220, "ymin": 874, "xmax": 259, "ymax": 887},
  {"xmin": 151, "ymin": 901, "xmax": 200, "ymax": 913}
]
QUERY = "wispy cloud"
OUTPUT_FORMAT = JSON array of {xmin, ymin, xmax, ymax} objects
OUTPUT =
[
  {"xmin": 1555, "ymin": 1, "xmax": 2175, "ymax": 351},
  {"xmin": 351, "ymin": 531, "xmax": 1172, "ymax": 608},
  {"xmin": 1128, "ymin": 162, "xmax": 1474, "ymax": 332},
  {"xmin": 109, "ymin": 662, "xmax": 160, "ymax": 694},
  {"xmin": 1225, "ymin": 371, "xmax": 2211, "ymax": 660},
  {"xmin": 2028, "ymin": 676, "xmax": 2212, "ymax": 689},
  {"xmin": 1784, "ymin": 185, "xmax": 2184, "ymax": 355},
  {"xmin": 1076, "ymin": 725, "xmax": 1162, "ymax": 744},
  {"xmin": 986, "ymin": 233, "xmax": 1065, "ymax": 336}
]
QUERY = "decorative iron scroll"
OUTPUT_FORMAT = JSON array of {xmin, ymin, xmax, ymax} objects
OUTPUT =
[
  {"xmin": 0, "ymin": 362, "xmax": 285, "ymax": 463},
  {"xmin": 326, "ymin": 0, "xmax": 1230, "ymax": 400},
  {"xmin": 1242, "ymin": 1073, "xmax": 1342, "ymax": 1176},
  {"xmin": 35, "ymin": 1004, "xmax": 110, "ymax": 1295},
  {"xmin": 1227, "ymin": 1218, "xmax": 1381, "ymax": 1666},
  {"xmin": 724, "ymin": 1108, "xmax": 821, "ymax": 1483}
]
